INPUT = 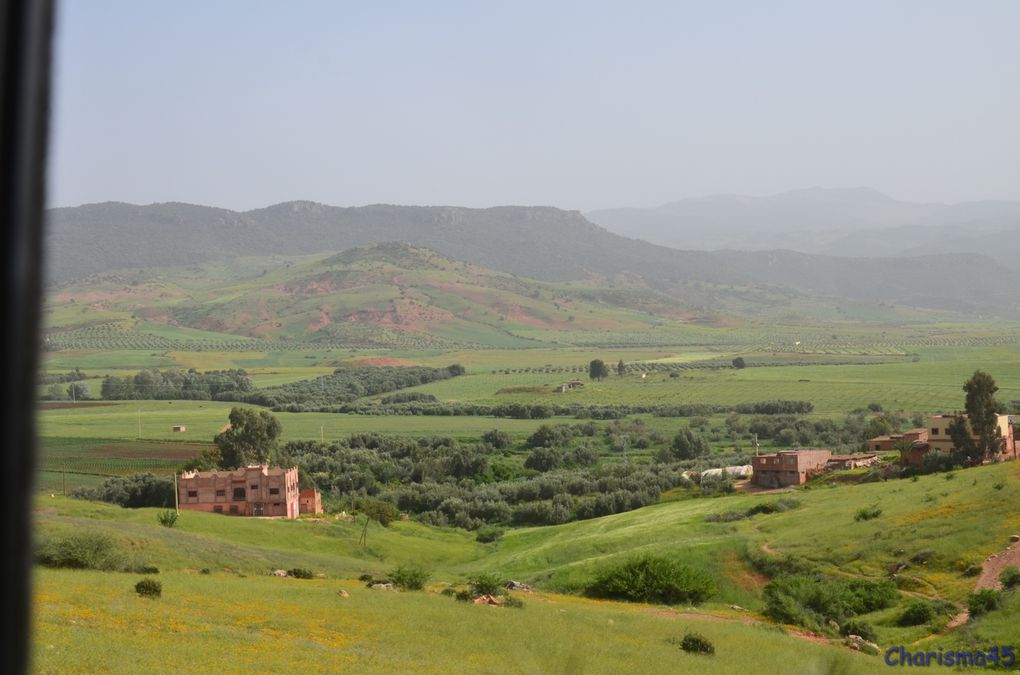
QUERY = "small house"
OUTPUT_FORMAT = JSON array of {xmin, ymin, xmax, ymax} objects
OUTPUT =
[
  {"xmin": 751, "ymin": 448, "xmax": 832, "ymax": 488},
  {"xmin": 866, "ymin": 428, "xmax": 926, "ymax": 452},
  {"xmin": 557, "ymin": 380, "xmax": 584, "ymax": 393},
  {"xmin": 298, "ymin": 487, "xmax": 323, "ymax": 515},
  {"xmin": 172, "ymin": 424, "xmax": 187, "ymax": 433}
]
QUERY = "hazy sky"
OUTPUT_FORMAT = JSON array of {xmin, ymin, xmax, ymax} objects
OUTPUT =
[{"xmin": 49, "ymin": 0, "xmax": 1020, "ymax": 211}]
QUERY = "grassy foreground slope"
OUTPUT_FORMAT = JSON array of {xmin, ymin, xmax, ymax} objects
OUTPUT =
[{"xmin": 33, "ymin": 461, "xmax": 1020, "ymax": 672}]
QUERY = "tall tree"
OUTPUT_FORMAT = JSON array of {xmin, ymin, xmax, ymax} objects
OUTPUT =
[
  {"xmin": 616, "ymin": 360, "xmax": 626, "ymax": 376},
  {"xmin": 213, "ymin": 407, "xmax": 282, "ymax": 469},
  {"xmin": 588, "ymin": 359, "xmax": 609, "ymax": 381},
  {"xmin": 963, "ymin": 370, "xmax": 1002, "ymax": 460}
]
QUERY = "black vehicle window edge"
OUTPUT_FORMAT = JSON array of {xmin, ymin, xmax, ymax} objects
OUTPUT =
[{"xmin": 1, "ymin": 1, "xmax": 55, "ymax": 673}]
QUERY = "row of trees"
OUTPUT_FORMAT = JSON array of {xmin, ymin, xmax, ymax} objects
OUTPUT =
[{"xmin": 100, "ymin": 368, "xmax": 254, "ymax": 400}]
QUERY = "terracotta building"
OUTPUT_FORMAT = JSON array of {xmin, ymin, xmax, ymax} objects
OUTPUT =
[
  {"xmin": 867, "ymin": 428, "xmax": 927, "ymax": 452},
  {"xmin": 751, "ymin": 448, "xmax": 832, "ymax": 488},
  {"xmin": 178, "ymin": 465, "xmax": 300, "ymax": 518},
  {"xmin": 299, "ymin": 487, "xmax": 323, "ymax": 515}
]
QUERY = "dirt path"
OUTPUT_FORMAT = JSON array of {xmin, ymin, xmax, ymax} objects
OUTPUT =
[{"xmin": 944, "ymin": 538, "xmax": 1020, "ymax": 630}]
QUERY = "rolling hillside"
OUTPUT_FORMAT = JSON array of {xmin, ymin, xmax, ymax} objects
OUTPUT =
[
  {"xmin": 47, "ymin": 199, "xmax": 1020, "ymax": 317},
  {"xmin": 45, "ymin": 243, "xmax": 764, "ymax": 350},
  {"xmin": 587, "ymin": 187, "xmax": 1020, "ymax": 265}
]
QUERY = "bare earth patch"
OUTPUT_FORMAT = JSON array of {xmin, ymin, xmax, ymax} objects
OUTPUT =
[{"xmin": 945, "ymin": 539, "xmax": 1020, "ymax": 630}]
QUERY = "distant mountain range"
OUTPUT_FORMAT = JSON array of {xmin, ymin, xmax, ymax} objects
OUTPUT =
[
  {"xmin": 46, "ymin": 198, "xmax": 1020, "ymax": 317},
  {"xmin": 586, "ymin": 187, "xmax": 1020, "ymax": 265}
]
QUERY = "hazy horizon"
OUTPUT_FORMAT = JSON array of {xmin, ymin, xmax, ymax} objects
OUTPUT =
[{"xmin": 49, "ymin": 1, "xmax": 1020, "ymax": 212}]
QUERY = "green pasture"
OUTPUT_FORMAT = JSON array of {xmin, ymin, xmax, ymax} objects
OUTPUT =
[
  {"xmin": 405, "ymin": 348, "xmax": 1020, "ymax": 414},
  {"xmin": 36, "ymin": 401, "xmax": 596, "ymax": 444},
  {"xmin": 32, "ymin": 568, "xmax": 871, "ymax": 674},
  {"xmin": 31, "ymin": 460, "xmax": 1020, "ymax": 671}
]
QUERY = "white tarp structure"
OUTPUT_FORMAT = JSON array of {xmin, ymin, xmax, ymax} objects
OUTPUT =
[{"xmin": 700, "ymin": 465, "xmax": 753, "ymax": 480}]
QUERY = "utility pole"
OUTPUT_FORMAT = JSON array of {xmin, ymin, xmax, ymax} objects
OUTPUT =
[
  {"xmin": 137, "ymin": 406, "xmax": 141, "ymax": 440},
  {"xmin": 174, "ymin": 472, "xmax": 179, "ymax": 514},
  {"xmin": 754, "ymin": 433, "xmax": 760, "ymax": 456}
]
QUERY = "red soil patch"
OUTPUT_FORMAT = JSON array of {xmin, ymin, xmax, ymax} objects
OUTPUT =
[
  {"xmin": 308, "ymin": 304, "xmax": 332, "ymax": 332},
  {"xmin": 946, "ymin": 538, "xmax": 1020, "ymax": 630},
  {"xmin": 346, "ymin": 298, "xmax": 458, "ymax": 332},
  {"xmin": 722, "ymin": 549, "xmax": 769, "ymax": 593},
  {"xmin": 38, "ymin": 401, "xmax": 116, "ymax": 411},
  {"xmin": 349, "ymin": 357, "xmax": 415, "ymax": 367}
]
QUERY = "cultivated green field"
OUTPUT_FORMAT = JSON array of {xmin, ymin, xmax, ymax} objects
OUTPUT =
[{"xmin": 34, "ymin": 259, "xmax": 1020, "ymax": 673}]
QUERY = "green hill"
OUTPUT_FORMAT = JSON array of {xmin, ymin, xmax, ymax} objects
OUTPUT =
[
  {"xmin": 43, "ymin": 242, "xmax": 818, "ymax": 350},
  {"xmin": 32, "ymin": 461, "xmax": 1020, "ymax": 673},
  {"xmin": 46, "ymin": 200, "xmax": 1020, "ymax": 317}
]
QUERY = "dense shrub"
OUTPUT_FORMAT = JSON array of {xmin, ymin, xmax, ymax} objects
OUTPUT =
[
  {"xmin": 897, "ymin": 600, "xmax": 936, "ymax": 626},
  {"xmin": 999, "ymin": 566, "xmax": 1020, "ymax": 590},
  {"xmin": 134, "ymin": 578, "xmax": 162, "ymax": 598},
  {"xmin": 467, "ymin": 573, "xmax": 505, "ymax": 597},
  {"xmin": 481, "ymin": 429, "xmax": 511, "ymax": 449},
  {"xmin": 679, "ymin": 632, "xmax": 715, "ymax": 655},
  {"xmin": 288, "ymin": 568, "xmax": 314, "ymax": 579},
  {"xmin": 72, "ymin": 473, "xmax": 174, "ymax": 508},
  {"xmin": 764, "ymin": 575, "xmax": 897, "ymax": 630},
  {"xmin": 157, "ymin": 510, "xmax": 178, "ymax": 528},
  {"xmin": 475, "ymin": 525, "xmax": 505, "ymax": 543},
  {"xmin": 36, "ymin": 532, "xmax": 125, "ymax": 571},
  {"xmin": 968, "ymin": 589, "xmax": 1002, "ymax": 616},
  {"xmin": 587, "ymin": 555, "xmax": 716, "ymax": 605},
  {"xmin": 854, "ymin": 506, "xmax": 882, "ymax": 522},
  {"xmin": 389, "ymin": 565, "xmax": 430, "ymax": 591},
  {"xmin": 840, "ymin": 619, "xmax": 877, "ymax": 642}
]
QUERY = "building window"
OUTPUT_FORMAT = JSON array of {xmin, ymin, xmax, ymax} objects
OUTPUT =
[
  {"xmin": 273, "ymin": 502, "xmax": 280, "ymax": 507},
  {"xmin": 215, "ymin": 489, "xmax": 225, "ymax": 497},
  {"xmin": 250, "ymin": 484, "xmax": 258, "ymax": 490},
  {"xmin": 229, "ymin": 505, "xmax": 239, "ymax": 514},
  {"xmin": 187, "ymin": 490, "xmax": 197, "ymax": 498},
  {"xmin": 269, "ymin": 487, "xmax": 279, "ymax": 495},
  {"xmin": 232, "ymin": 487, "xmax": 245, "ymax": 500},
  {"xmin": 213, "ymin": 505, "xmax": 223, "ymax": 513},
  {"xmin": 931, "ymin": 428, "xmax": 939, "ymax": 435}
]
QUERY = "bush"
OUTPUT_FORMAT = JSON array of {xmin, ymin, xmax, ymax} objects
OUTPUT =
[
  {"xmin": 967, "ymin": 589, "xmax": 1002, "ymax": 617},
  {"xmin": 467, "ymin": 572, "xmax": 505, "ymax": 597},
  {"xmin": 135, "ymin": 578, "xmax": 162, "ymax": 598},
  {"xmin": 475, "ymin": 525, "xmax": 505, "ymax": 543},
  {"xmin": 133, "ymin": 565, "xmax": 159, "ymax": 574},
  {"xmin": 389, "ymin": 564, "xmax": 430, "ymax": 591},
  {"xmin": 36, "ymin": 532, "xmax": 125, "ymax": 571},
  {"xmin": 587, "ymin": 555, "xmax": 716, "ymax": 605},
  {"xmin": 679, "ymin": 632, "xmax": 715, "ymax": 655},
  {"xmin": 71, "ymin": 473, "xmax": 174, "ymax": 508},
  {"xmin": 199, "ymin": 568, "xmax": 211, "ymax": 575},
  {"xmin": 763, "ymin": 575, "xmax": 897, "ymax": 630},
  {"xmin": 157, "ymin": 510, "xmax": 178, "ymax": 528},
  {"xmin": 840, "ymin": 619, "xmax": 877, "ymax": 642},
  {"xmin": 854, "ymin": 506, "xmax": 882, "ymax": 522},
  {"xmin": 502, "ymin": 594, "xmax": 525, "ymax": 609},
  {"xmin": 287, "ymin": 568, "xmax": 314, "ymax": 579},
  {"xmin": 897, "ymin": 600, "xmax": 936, "ymax": 626},
  {"xmin": 999, "ymin": 566, "xmax": 1020, "ymax": 590}
]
